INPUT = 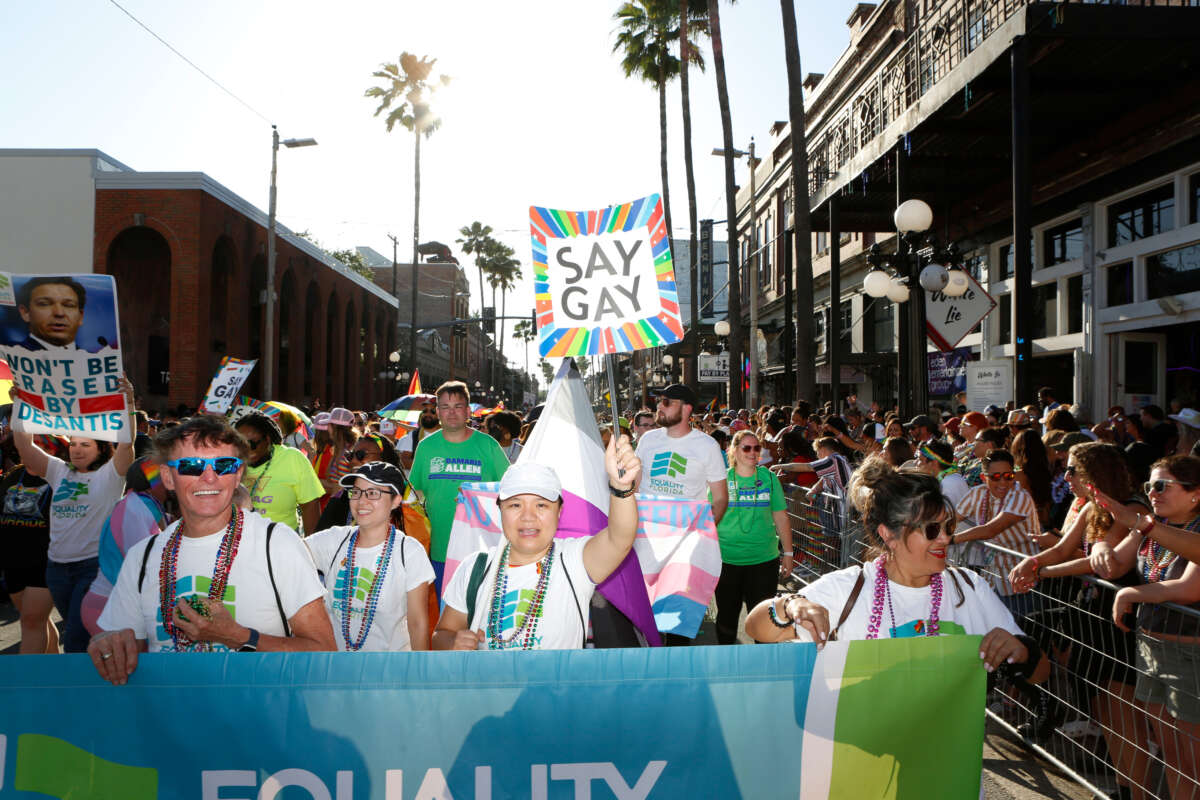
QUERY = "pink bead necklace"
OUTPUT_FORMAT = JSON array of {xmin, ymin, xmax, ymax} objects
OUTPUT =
[{"xmin": 865, "ymin": 555, "xmax": 942, "ymax": 639}]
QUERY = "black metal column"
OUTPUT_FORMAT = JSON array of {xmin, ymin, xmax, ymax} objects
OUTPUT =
[
  {"xmin": 783, "ymin": 220, "xmax": 794, "ymax": 405},
  {"xmin": 829, "ymin": 195, "xmax": 841, "ymax": 412},
  {"xmin": 895, "ymin": 143, "xmax": 911, "ymax": 418},
  {"xmin": 1011, "ymin": 35, "xmax": 1033, "ymax": 406}
]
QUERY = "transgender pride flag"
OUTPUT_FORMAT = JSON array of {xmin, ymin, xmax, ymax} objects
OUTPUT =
[{"xmin": 444, "ymin": 360, "xmax": 722, "ymax": 640}]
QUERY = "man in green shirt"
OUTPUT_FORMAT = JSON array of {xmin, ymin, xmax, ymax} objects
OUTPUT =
[{"xmin": 409, "ymin": 381, "xmax": 510, "ymax": 596}]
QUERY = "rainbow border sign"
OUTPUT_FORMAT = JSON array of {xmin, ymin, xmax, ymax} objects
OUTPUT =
[{"xmin": 531, "ymin": 194, "xmax": 684, "ymax": 357}]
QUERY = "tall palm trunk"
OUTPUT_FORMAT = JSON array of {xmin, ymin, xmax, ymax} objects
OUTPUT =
[
  {"xmin": 657, "ymin": 55, "xmax": 674, "ymax": 246},
  {"xmin": 477, "ymin": 263, "xmax": 485, "ymax": 388},
  {"xmin": 781, "ymin": 0, "xmax": 814, "ymax": 404},
  {"xmin": 680, "ymin": 0, "xmax": 699, "ymax": 388},
  {"xmin": 707, "ymin": 0, "xmax": 743, "ymax": 408},
  {"xmin": 499, "ymin": 286, "xmax": 507, "ymax": 392},
  {"xmin": 491, "ymin": 283, "xmax": 498, "ymax": 387},
  {"xmin": 410, "ymin": 131, "xmax": 421, "ymax": 376}
]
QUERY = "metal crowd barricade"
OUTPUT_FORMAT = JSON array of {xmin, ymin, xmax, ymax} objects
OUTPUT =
[{"xmin": 779, "ymin": 488, "xmax": 1200, "ymax": 800}]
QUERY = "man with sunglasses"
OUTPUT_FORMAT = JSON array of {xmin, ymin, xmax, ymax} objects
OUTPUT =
[
  {"xmin": 235, "ymin": 413, "xmax": 324, "ymax": 536},
  {"xmin": 634, "ymin": 384, "xmax": 728, "ymax": 520},
  {"xmin": 88, "ymin": 415, "xmax": 334, "ymax": 684},
  {"xmin": 952, "ymin": 449, "xmax": 1041, "ymax": 617},
  {"xmin": 397, "ymin": 400, "xmax": 439, "ymax": 470}
]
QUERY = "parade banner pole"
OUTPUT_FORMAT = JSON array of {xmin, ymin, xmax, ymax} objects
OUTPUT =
[{"xmin": 605, "ymin": 354, "xmax": 623, "ymax": 461}]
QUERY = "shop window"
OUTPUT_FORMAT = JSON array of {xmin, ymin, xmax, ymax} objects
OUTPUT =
[
  {"xmin": 816, "ymin": 231, "xmax": 827, "ymax": 255},
  {"xmin": 1107, "ymin": 183, "xmax": 1175, "ymax": 247},
  {"xmin": 814, "ymin": 308, "xmax": 826, "ymax": 356},
  {"xmin": 1147, "ymin": 241, "xmax": 1200, "ymax": 299},
  {"xmin": 1106, "ymin": 261, "xmax": 1134, "ymax": 307},
  {"xmin": 1031, "ymin": 283, "xmax": 1058, "ymax": 339},
  {"xmin": 997, "ymin": 294, "xmax": 1012, "ymax": 345},
  {"xmin": 998, "ymin": 236, "xmax": 1035, "ymax": 280},
  {"xmin": 762, "ymin": 218, "xmax": 772, "ymax": 285},
  {"xmin": 1066, "ymin": 274, "xmax": 1083, "ymax": 334},
  {"xmin": 1043, "ymin": 219, "xmax": 1083, "ymax": 266},
  {"xmin": 963, "ymin": 254, "xmax": 985, "ymax": 282}
]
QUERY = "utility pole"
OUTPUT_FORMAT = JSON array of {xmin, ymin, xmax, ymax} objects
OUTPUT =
[
  {"xmin": 387, "ymin": 233, "xmax": 399, "ymax": 366},
  {"xmin": 748, "ymin": 137, "xmax": 759, "ymax": 410}
]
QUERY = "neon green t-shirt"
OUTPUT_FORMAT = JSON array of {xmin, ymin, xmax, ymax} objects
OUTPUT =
[
  {"xmin": 242, "ymin": 444, "xmax": 325, "ymax": 532},
  {"xmin": 409, "ymin": 429, "xmax": 510, "ymax": 561},
  {"xmin": 716, "ymin": 466, "xmax": 786, "ymax": 565}
]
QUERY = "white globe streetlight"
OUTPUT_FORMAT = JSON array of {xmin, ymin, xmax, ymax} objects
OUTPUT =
[
  {"xmin": 943, "ymin": 268, "xmax": 970, "ymax": 297},
  {"xmin": 894, "ymin": 199, "xmax": 933, "ymax": 234},
  {"xmin": 713, "ymin": 320, "xmax": 731, "ymax": 337},
  {"xmin": 919, "ymin": 263, "xmax": 950, "ymax": 292},
  {"xmin": 886, "ymin": 277, "xmax": 911, "ymax": 303},
  {"xmin": 863, "ymin": 269, "xmax": 894, "ymax": 298}
]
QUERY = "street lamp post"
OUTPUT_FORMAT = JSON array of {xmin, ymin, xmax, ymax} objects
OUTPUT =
[
  {"xmin": 712, "ymin": 140, "xmax": 759, "ymax": 409},
  {"xmin": 862, "ymin": 199, "xmax": 969, "ymax": 419},
  {"xmin": 265, "ymin": 126, "xmax": 317, "ymax": 399},
  {"xmin": 714, "ymin": 319, "xmax": 731, "ymax": 411}
]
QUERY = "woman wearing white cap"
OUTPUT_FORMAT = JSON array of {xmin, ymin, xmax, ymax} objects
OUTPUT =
[
  {"xmin": 306, "ymin": 461, "xmax": 434, "ymax": 651},
  {"xmin": 433, "ymin": 435, "xmax": 641, "ymax": 651}
]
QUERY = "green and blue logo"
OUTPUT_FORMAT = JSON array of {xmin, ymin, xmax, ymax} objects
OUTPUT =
[{"xmin": 650, "ymin": 451, "xmax": 688, "ymax": 479}]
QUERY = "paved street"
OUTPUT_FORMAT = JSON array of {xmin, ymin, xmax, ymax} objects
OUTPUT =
[{"xmin": 0, "ymin": 598, "xmax": 1092, "ymax": 798}]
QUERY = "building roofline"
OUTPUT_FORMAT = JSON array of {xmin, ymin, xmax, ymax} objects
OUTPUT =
[
  {"xmin": 0, "ymin": 148, "xmax": 135, "ymax": 173},
  {"xmin": 94, "ymin": 170, "xmax": 397, "ymax": 307}
]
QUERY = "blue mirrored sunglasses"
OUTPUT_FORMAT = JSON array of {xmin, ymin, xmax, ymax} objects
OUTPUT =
[{"xmin": 165, "ymin": 456, "xmax": 244, "ymax": 476}]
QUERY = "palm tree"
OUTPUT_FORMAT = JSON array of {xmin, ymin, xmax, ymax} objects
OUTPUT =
[
  {"xmin": 365, "ymin": 53, "xmax": 450, "ymax": 372},
  {"xmin": 457, "ymin": 220, "xmax": 494, "ymax": 385},
  {"xmin": 707, "ymin": 0, "xmax": 743, "ymax": 408},
  {"xmin": 613, "ymin": 0, "xmax": 683, "ymax": 240},
  {"xmin": 780, "ymin": 0, "xmax": 815, "ymax": 404},
  {"xmin": 678, "ymin": 0, "xmax": 708, "ymax": 386},
  {"xmin": 514, "ymin": 318, "xmax": 536, "ymax": 386},
  {"xmin": 483, "ymin": 242, "xmax": 521, "ymax": 387}
]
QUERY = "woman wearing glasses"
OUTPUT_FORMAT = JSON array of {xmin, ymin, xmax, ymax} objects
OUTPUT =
[
  {"xmin": 713, "ymin": 430, "xmax": 793, "ymax": 645},
  {"xmin": 951, "ymin": 449, "xmax": 1041, "ymax": 619},
  {"xmin": 1088, "ymin": 455, "xmax": 1200, "ymax": 800},
  {"xmin": 746, "ymin": 458, "xmax": 1045, "ymax": 683},
  {"xmin": 11, "ymin": 377, "xmax": 137, "ymax": 653},
  {"xmin": 306, "ymin": 461, "xmax": 434, "ymax": 651}
]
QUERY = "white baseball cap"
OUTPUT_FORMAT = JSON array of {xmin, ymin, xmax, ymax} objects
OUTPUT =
[{"xmin": 497, "ymin": 462, "xmax": 562, "ymax": 502}]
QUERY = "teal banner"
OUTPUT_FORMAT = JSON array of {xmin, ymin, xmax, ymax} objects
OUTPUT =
[{"xmin": 0, "ymin": 638, "xmax": 985, "ymax": 799}]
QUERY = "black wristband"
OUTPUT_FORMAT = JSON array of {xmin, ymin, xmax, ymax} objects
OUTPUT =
[{"xmin": 609, "ymin": 483, "xmax": 635, "ymax": 498}]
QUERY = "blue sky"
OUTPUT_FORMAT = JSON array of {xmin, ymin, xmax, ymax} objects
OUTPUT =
[{"xmin": 2, "ymin": 0, "xmax": 866, "ymax": 369}]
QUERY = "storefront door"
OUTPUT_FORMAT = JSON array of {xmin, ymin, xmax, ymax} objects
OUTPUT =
[{"xmin": 1113, "ymin": 332, "xmax": 1166, "ymax": 411}]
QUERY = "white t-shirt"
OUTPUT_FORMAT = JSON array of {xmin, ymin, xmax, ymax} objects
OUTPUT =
[
  {"xmin": 96, "ymin": 510, "xmax": 325, "ymax": 652},
  {"xmin": 635, "ymin": 427, "xmax": 726, "ymax": 500},
  {"xmin": 797, "ymin": 560, "xmax": 1023, "ymax": 642},
  {"xmin": 397, "ymin": 427, "xmax": 437, "ymax": 455},
  {"xmin": 44, "ymin": 456, "xmax": 126, "ymax": 562},
  {"xmin": 443, "ymin": 537, "xmax": 594, "ymax": 650},
  {"xmin": 940, "ymin": 472, "xmax": 970, "ymax": 509},
  {"xmin": 306, "ymin": 525, "xmax": 435, "ymax": 651}
]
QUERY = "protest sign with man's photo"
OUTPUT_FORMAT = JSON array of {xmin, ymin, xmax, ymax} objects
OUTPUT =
[{"xmin": 0, "ymin": 272, "xmax": 130, "ymax": 442}]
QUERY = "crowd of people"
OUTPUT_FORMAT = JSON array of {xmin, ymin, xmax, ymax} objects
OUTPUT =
[{"xmin": 1, "ymin": 373, "xmax": 1198, "ymax": 796}]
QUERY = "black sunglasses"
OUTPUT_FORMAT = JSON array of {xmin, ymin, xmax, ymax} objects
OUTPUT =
[
  {"xmin": 351, "ymin": 449, "xmax": 379, "ymax": 461},
  {"xmin": 1064, "ymin": 465, "xmax": 1077, "ymax": 476},
  {"xmin": 915, "ymin": 519, "xmax": 955, "ymax": 540}
]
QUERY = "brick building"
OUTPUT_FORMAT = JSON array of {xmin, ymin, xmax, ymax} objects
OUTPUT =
[{"xmin": 0, "ymin": 149, "xmax": 399, "ymax": 412}]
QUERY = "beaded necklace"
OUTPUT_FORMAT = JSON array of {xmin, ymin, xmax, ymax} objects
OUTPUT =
[
  {"xmin": 338, "ymin": 525, "xmax": 396, "ymax": 651},
  {"xmin": 1139, "ymin": 514, "xmax": 1200, "ymax": 583},
  {"xmin": 159, "ymin": 508, "xmax": 244, "ymax": 651},
  {"xmin": 730, "ymin": 467, "xmax": 767, "ymax": 537},
  {"xmin": 486, "ymin": 541, "xmax": 554, "ymax": 650},
  {"xmin": 865, "ymin": 555, "xmax": 942, "ymax": 639}
]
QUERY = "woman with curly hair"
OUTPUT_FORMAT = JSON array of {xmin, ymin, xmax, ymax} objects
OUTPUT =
[{"xmin": 1008, "ymin": 442, "xmax": 1148, "ymax": 787}]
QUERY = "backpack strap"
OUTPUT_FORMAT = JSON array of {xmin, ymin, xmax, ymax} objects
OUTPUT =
[
  {"xmin": 828, "ymin": 566, "xmax": 866, "ymax": 642},
  {"xmin": 266, "ymin": 523, "xmax": 291, "ymax": 637},
  {"xmin": 559, "ymin": 550, "xmax": 587, "ymax": 644},
  {"xmin": 136, "ymin": 533, "xmax": 160, "ymax": 594},
  {"xmin": 464, "ymin": 552, "xmax": 492, "ymax": 628},
  {"xmin": 327, "ymin": 528, "xmax": 355, "ymax": 578}
]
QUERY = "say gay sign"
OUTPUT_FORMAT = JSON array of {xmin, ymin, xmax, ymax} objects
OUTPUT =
[{"xmin": 532, "ymin": 194, "xmax": 684, "ymax": 357}]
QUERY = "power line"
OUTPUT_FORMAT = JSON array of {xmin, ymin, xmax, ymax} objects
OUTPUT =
[{"xmin": 106, "ymin": 0, "xmax": 273, "ymax": 126}]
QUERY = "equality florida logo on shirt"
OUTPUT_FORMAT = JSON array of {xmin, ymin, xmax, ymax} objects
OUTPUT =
[
  {"xmin": 649, "ymin": 451, "xmax": 688, "ymax": 479},
  {"xmin": 331, "ymin": 564, "xmax": 378, "ymax": 619},
  {"xmin": 53, "ymin": 479, "xmax": 89, "ymax": 504},
  {"xmin": 428, "ymin": 456, "xmax": 483, "ymax": 480},
  {"xmin": 154, "ymin": 575, "xmax": 236, "ymax": 651},
  {"xmin": 497, "ymin": 587, "xmax": 541, "ymax": 647}
]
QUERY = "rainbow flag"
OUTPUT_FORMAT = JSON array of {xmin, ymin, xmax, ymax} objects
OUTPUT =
[{"xmin": 408, "ymin": 369, "xmax": 422, "ymax": 396}]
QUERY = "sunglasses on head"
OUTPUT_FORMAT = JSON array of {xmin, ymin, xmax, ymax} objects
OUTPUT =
[
  {"xmin": 1064, "ymin": 465, "xmax": 1077, "ymax": 476},
  {"xmin": 740, "ymin": 444, "xmax": 762, "ymax": 453},
  {"xmin": 166, "ymin": 456, "xmax": 243, "ymax": 476},
  {"xmin": 1145, "ymin": 478, "xmax": 1195, "ymax": 495},
  {"xmin": 985, "ymin": 471, "xmax": 1016, "ymax": 481}
]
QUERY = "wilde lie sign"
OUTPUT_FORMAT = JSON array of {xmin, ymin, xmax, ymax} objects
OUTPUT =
[{"xmin": 925, "ymin": 272, "xmax": 995, "ymax": 352}]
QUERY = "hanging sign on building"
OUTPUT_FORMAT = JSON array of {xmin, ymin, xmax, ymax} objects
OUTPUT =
[
  {"xmin": 0, "ymin": 272, "xmax": 130, "ymax": 443},
  {"xmin": 698, "ymin": 352, "xmax": 729, "ymax": 383},
  {"xmin": 198, "ymin": 357, "xmax": 257, "ymax": 414},
  {"xmin": 925, "ymin": 272, "xmax": 995, "ymax": 352},
  {"xmin": 532, "ymin": 194, "xmax": 684, "ymax": 357},
  {"xmin": 928, "ymin": 347, "xmax": 972, "ymax": 396}
]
